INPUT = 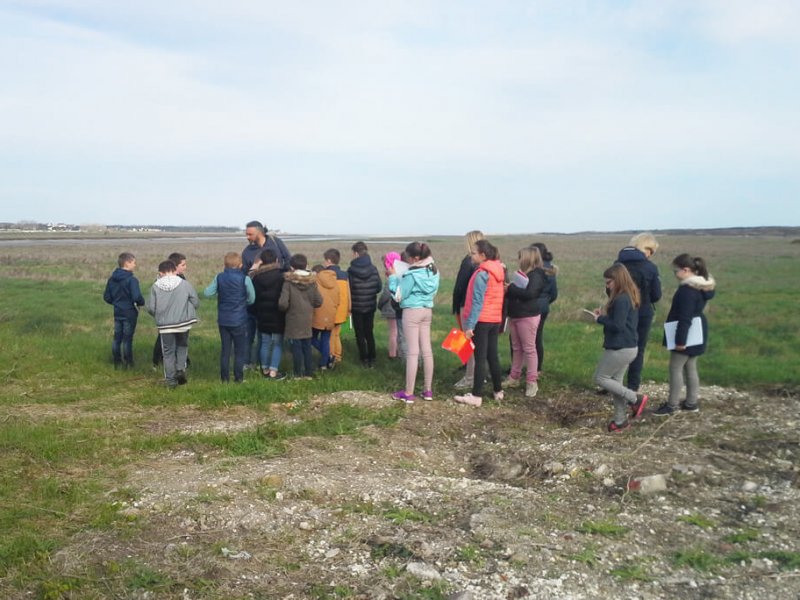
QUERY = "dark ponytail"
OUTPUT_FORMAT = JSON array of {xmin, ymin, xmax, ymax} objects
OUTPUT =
[
  {"xmin": 405, "ymin": 241, "xmax": 432, "ymax": 260},
  {"xmin": 530, "ymin": 242, "xmax": 553, "ymax": 262},
  {"xmin": 672, "ymin": 253, "xmax": 709, "ymax": 279},
  {"xmin": 474, "ymin": 239, "xmax": 499, "ymax": 261}
]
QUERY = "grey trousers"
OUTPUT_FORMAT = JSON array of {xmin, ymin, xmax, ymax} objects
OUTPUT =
[
  {"xmin": 668, "ymin": 352, "xmax": 699, "ymax": 408},
  {"xmin": 594, "ymin": 347, "xmax": 638, "ymax": 424},
  {"xmin": 160, "ymin": 331, "xmax": 189, "ymax": 385}
]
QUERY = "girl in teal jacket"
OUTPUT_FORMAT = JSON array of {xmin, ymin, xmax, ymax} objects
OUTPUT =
[{"xmin": 388, "ymin": 242, "xmax": 440, "ymax": 403}]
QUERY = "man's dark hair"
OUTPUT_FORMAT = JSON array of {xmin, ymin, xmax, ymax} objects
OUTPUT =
[
  {"xmin": 289, "ymin": 254, "xmax": 308, "ymax": 270},
  {"xmin": 158, "ymin": 260, "xmax": 177, "ymax": 274},
  {"xmin": 246, "ymin": 220, "xmax": 266, "ymax": 234},
  {"xmin": 167, "ymin": 252, "xmax": 186, "ymax": 265},
  {"xmin": 260, "ymin": 248, "xmax": 278, "ymax": 264},
  {"xmin": 351, "ymin": 241, "xmax": 368, "ymax": 256},
  {"xmin": 323, "ymin": 248, "xmax": 340, "ymax": 264}
]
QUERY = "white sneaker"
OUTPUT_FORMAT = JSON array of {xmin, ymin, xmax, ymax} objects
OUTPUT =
[
  {"xmin": 493, "ymin": 390, "xmax": 504, "ymax": 402},
  {"xmin": 501, "ymin": 376, "xmax": 521, "ymax": 389},
  {"xmin": 453, "ymin": 376, "xmax": 472, "ymax": 390},
  {"xmin": 525, "ymin": 382, "xmax": 538, "ymax": 398},
  {"xmin": 453, "ymin": 393, "xmax": 482, "ymax": 407}
]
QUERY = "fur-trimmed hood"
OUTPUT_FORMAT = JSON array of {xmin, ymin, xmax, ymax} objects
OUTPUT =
[
  {"xmin": 681, "ymin": 274, "xmax": 716, "ymax": 292},
  {"xmin": 284, "ymin": 269, "xmax": 316, "ymax": 289}
]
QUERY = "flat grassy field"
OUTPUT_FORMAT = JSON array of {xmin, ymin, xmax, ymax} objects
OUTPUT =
[{"xmin": 0, "ymin": 232, "xmax": 798, "ymax": 598}]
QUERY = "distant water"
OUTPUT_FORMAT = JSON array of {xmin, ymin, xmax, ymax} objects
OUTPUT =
[{"xmin": 0, "ymin": 235, "xmax": 414, "ymax": 247}]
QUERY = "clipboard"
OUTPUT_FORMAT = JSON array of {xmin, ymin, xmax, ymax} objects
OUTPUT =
[{"xmin": 664, "ymin": 317, "xmax": 703, "ymax": 350}]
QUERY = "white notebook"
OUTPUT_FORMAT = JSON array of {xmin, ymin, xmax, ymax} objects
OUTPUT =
[{"xmin": 664, "ymin": 317, "xmax": 703, "ymax": 350}]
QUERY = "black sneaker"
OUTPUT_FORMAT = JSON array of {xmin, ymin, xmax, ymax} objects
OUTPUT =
[
  {"xmin": 653, "ymin": 403, "xmax": 674, "ymax": 417},
  {"xmin": 630, "ymin": 394, "xmax": 649, "ymax": 419},
  {"xmin": 607, "ymin": 420, "xmax": 631, "ymax": 433},
  {"xmin": 679, "ymin": 401, "xmax": 699, "ymax": 413},
  {"xmin": 176, "ymin": 370, "xmax": 188, "ymax": 385},
  {"xmin": 270, "ymin": 371, "xmax": 287, "ymax": 381}
]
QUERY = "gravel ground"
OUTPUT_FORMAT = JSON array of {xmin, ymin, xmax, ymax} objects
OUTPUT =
[{"xmin": 47, "ymin": 383, "xmax": 800, "ymax": 599}]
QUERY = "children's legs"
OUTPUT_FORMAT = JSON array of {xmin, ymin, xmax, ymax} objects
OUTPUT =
[
  {"xmin": 508, "ymin": 319, "xmax": 524, "ymax": 380},
  {"xmin": 121, "ymin": 314, "xmax": 137, "ymax": 365},
  {"xmin": 330, "ymin": 323, "xmax": 342, "ymax": 362},
  {"xmin": 364, "ymin": 312, "xmax": 376, "ymax": 362},
  {"xmin": 269, "ymin": 334, "xmax": 284, "ymax": 371},
  {"xmin": 417, "ymin": 308, "xmax": 434, "ymax": 392},
  {"xmin": 351, "ymin": 313, "xmax": 368, "ymax": 362},
  {"xmin": 245, "ymin": 314, "xmax": 258, "ymax": 365},
  {"xmin": 219, "ymin": 325, "xmax": 233, "ymax": 381},
  {"xmin": 175, "ymin": 331, "xmax": 189, "ymax": 373},
  {"xmin": 160, "ymin": 333, "xmax": 178, "ymax": 385},
  {"xmin": 259, "ymin": 333, "xmax": 270, "ymax": 369},
  {"xmin": 387, "ymin": 319, "xmax": 398, "ymax": 358},
  {"xmin": 485, "ymin": 323, "xmax": 502, "ymax": 393},
  {"xmin": 668, "ymin": 352, "xmax": 689, "ymax": 408},
  {"xmin": 402, "ymin": 309, "xmax": 422, "ymax": 394},
  {"xmin": 112, "ymin": 318, "xmax": 124, "ymax": 364},
  {"xmin": 318, "ymin": 330, "xmax": 331, "ymax": 367},
  {"xmin": 460, "ymin": 307, "xmax": 475, "ymax": 383},
  {"xmin": 152, "ymin": 334, "xmax": 163, "ymax": 366},
  {"xmin": 518, "ymin": 315, "xmax": 540, "ymax": 383},
  {"xmin": 397, "ymin": 316, "xmax": 407, "ymax": 358},
  {"xmin": 232, "ymin": 323, "xmax": 248, "ymax": 382},
  {"xmin": 288, "ymin": 339, "xmax": 303, "ymax": 375},
  {"xmin": 626, "ymin": 313, "xmax": 653, "ymax": 391},
  {"xmin": 594, "ymin": 348, "xmax": 638, "ymax": 423},
  {"xmin": 471, "ymin": 323, "xmax": 490, "ymax": 396},
  {"xmin": 301, "ymin": 338, "xmax": 313, "ymax": 375},
  {"xmin": 685, "ymin": 356, "xmax": 700, "ymax": 406},
  {"xmin": 536, "ymin": 313, "xmax": 548, "ymax": 372}
]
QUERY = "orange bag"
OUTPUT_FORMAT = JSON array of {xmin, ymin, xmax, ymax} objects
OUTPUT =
[{"xmin": 441, "ymin": 328, "xmax": 475, "ymax": 364}]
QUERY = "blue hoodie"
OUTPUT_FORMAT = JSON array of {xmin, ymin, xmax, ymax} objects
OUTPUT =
[{"xmin": 104, "ymin": 268, "xmax": 145, "ymax": 319}]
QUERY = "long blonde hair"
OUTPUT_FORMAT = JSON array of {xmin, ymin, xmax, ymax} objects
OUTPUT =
[
  {"xmin": 464, "ymin": 230, "xmax": 485, "ymax": 254},
  {"xmin": 603, "ymin": 263, "xmax": 640, "ymax": 310},
  {"xmin": 518, "ymin": 246, "xmax": 542, "ymax": 273}
]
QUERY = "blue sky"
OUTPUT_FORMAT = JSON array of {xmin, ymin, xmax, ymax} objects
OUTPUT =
[{"xmin": 1, "ymin": 1, "xmax": 798, "ymax": 234}]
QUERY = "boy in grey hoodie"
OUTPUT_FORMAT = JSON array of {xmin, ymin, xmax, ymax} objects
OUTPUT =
[{"xmin": 147, "ymin": 260, "xmax": 200, "ymax": 388}]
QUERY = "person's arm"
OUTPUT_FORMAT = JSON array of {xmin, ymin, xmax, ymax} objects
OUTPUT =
[
  {"xmin": 244, "ymin": 277, "xmax": 256, "ymax": 305},
  {"xmin": 103, "ymin": 280, "xmax": 113, "ymax": 305},
  {"xmin": 130, "ymin": 278, "xmax": 145, "ymax": 307},
  {"xmin": 463, "ymin": 271, "xmax": 488, "ymax": 334},
  {"xmin": 650, "ymin": 265, "xmax": 662, "ymax": 305},
  {"xmin": 597, "ymin": 294, "xmax": 631, "ymax": 332},
  {"xmin": 278, "ymin": 283, "xmax": 290, "ymax": 312},
  {"xmin": 187, "ymin": 282, "xmax": 200, "ymax": 308},
  {"xmin": 673, "ymin": 287, "xmax": 695, "ymax": 348},
  {"xmin": 311, "ymin": 284, "xmax": 323, "ymax": 308},
  {"xmin": 146, "ymin": 288, "xmax": 156, "ymax": 316},
  {"xmin": 203, "ymin": 275, "xmax": 219, "ymax": 298}
]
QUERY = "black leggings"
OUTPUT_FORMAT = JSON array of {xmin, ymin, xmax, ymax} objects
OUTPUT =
[
  {"xmin": 472, "ymin": 322, "xmax": 502, "ymax": 396},
  {"xmin": 536, "ymin": 312, "xmax": 548, "ymax": 372}
]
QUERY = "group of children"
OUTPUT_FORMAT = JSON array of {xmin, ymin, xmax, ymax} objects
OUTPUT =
[{"xmin": 104, "ymin": 233, "xmax": 716, "ymax": 432}]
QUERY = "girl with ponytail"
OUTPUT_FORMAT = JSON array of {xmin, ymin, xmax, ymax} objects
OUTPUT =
[{"xmin": 653, "ymin": 254, "xmax": 716, "ymax": 416}]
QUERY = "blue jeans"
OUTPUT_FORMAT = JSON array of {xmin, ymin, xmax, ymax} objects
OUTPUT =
[
  {"xmin": 311, "ymin": 328, "xmax": 331, "ymax": 367},
  {"xmin": 259, "ymin": 332, "xmax": 284, "ymax": 371},
  {"xmin": 219, "ymin": 323, "xmax": 248, "ymax": 382},
  {"xmin": 246, "ymin": 313, "xmax": 262, "ymax": 365},
  {"xmin": 112, "ymin": 313, "xmax": 138, "ymax": 365},
  {"xmin": 288, "ymin": 338, "xmax": 313, "ymax": 376}
]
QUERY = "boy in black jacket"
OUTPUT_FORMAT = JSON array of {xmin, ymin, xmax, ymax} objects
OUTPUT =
[{"xmin": 347, "ymin": 241, "xmax": 382, "ymax": 368}]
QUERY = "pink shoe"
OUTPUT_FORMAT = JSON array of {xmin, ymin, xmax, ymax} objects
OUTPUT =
[
  {"xmin": 392, "ymin": 390, "xmax": 416, "ymax": 404},
  {"xmin": 453, "ymin": 393, "xmax": 482, "ymax": 407},
  {"xmin": 422, "ymin": 390, "xmax": 433, "ymax": 401}
]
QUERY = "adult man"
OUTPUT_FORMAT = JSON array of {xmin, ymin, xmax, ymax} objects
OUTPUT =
[
  {"xmin": 241, "ymin": 221, "xmax": 291, "ymax": 366},
  {"xmin": 241, "ymin": 221, "xmax": 291, "ymax": 273}
]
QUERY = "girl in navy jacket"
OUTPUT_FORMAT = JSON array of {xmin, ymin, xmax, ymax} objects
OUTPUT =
[{"xmin": 654, "ymin": 254, "xmax": 716, "ymax": 416}]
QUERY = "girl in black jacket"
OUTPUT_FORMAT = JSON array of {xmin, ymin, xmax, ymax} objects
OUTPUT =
[{"xmin": 654, "ymin": 254, "xmax": 716, "ymax": 416}]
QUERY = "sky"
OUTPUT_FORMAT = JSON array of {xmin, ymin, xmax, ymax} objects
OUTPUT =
[{"xmin": 1, "ymin": 1, "xmax": 799, "ymax": 235}]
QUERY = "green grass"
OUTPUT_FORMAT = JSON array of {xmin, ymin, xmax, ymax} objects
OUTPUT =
[
  {"xmin": 677, "ymin": 513, "xmax": 716, "ymax": 529},
  {"xmin": 1, "ymin": 233, "xmax": 798, "ymax": 597}
]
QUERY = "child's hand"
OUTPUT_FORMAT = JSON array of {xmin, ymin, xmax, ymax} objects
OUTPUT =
[
  {"xmin": 464, "ymin": 329, "xmax": 474, "ymax": 339},
  {"xmin": 592, "ymin": 308, "xmax": 602, "ymax": 321}
]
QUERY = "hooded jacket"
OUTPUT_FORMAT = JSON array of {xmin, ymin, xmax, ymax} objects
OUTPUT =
[
  {"xmin": 146, "ymin": 275, "xmax": 199, "ymax": 333},
  {"xmin": 347, "ymin": 254, "xmax": 381, "ymax": 314},
  {"xmin": 251, "ymin": 263, "xmax": 286, "ymax": 334},
  {"xmin": 505, "ymin": 268, "xmax": 546, "ymax": 319},
  {"xmin": 312, "ymin": 268, "xmax": 340, "ymax": 331},
  {"xmin": 279, "ymin": 269, "xmax": 323, "ymax": 339},
  {"xmin": 388, "ymin": 256, "xmax": 440, "ymax": 310},
  {"xmin": 664, "ymin": 274, "xmax": 716, "ymax": 356},
  {"xmin": 452, "ymin": 254, "xmax": 477, "ymax": 314},
  {"xmin": 538, "ymin": 261, "xmax": 559, "ymax": 316},
  {"xmin": 463, "ymin": 259, "xmax": 505, "ymax": 330},
  {"xmin": 104, "ymin": 268, "xmax": 145, "ymax": 319},
  {"xmin": 325, "ymin": 264, "xmax": 351, "ymax": 325},
  {"xmin": 617, "ymin": 247, "xmax": 661, "ymax": 317}
]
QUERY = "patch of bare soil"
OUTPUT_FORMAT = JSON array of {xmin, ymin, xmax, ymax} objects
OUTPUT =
[{"xmin": 53, "ymin": 386, "xmax": 800, "ymax": 599}]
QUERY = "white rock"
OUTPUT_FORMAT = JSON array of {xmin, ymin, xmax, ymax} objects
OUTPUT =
[
  {"xmin": 406, "ymin": 561, "xmax": 442, "ymax": 581},
  {"xmin": 742, "ymin": 481, "xmax": 759, "ymax": 492}
]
